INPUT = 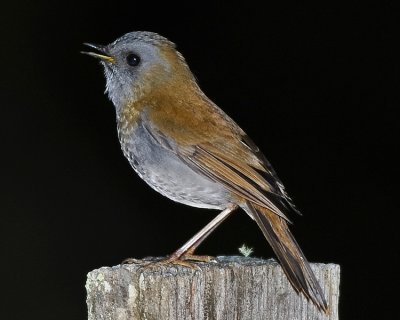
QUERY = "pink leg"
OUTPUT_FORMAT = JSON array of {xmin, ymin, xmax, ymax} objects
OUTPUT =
[{"xmin": 169, "ymin": 204, "xmax": 238, "ymax": 260}]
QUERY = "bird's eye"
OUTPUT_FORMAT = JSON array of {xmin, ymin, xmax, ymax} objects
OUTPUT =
[{"xmin": 126, "ymin": 53, "xmax": 140, "ymax": 66}]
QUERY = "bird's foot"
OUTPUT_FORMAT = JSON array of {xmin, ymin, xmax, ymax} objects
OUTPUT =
[
  {"xmin": 121, "ymin": 254, "xmax": 215, "ymax": 270},
  {"xmin": 180, "ymin": 254, "xmax": 215, "ymax": 263}
]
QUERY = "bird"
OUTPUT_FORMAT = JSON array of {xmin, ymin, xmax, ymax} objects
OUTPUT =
[{"xmin": 82, "ymin": 31, "xmax": 328, "ymax": 313}]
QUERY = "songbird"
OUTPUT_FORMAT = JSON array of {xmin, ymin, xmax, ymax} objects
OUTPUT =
[{"xmin": 82, "ymin": 31, "xmax": 328, "ymax": 312}]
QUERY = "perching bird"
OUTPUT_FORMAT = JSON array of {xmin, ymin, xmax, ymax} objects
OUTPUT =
[{"xmin": 82, "ymin": 31, "xmax": 328, "ymax": 312}]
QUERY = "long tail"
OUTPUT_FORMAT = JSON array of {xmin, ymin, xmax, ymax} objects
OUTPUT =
[{"xmin": 245, "ymin": 201, "xmax": 328, "ymax": 313}]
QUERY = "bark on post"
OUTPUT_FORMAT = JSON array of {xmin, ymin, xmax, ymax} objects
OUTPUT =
[{"xmin": 86, "ymin": 256, "xmax": 340, "ymax": 320}]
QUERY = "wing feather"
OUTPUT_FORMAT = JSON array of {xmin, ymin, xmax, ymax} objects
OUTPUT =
[{"xmin": 143, "ymin": 106, "xmax": 299, "ymax": 221}]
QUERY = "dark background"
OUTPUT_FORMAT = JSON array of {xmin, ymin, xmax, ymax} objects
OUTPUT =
[{"xmin": 1, "ymin": 2, "xmax": 398, "ymax": 319}]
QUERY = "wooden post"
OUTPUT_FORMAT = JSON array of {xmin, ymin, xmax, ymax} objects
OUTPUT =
[{"xmin": 86, "ymin": 256, "xmax": 340, "ymax": 320}]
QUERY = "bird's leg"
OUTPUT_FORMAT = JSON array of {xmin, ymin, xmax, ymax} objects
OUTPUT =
[
  {"xmin": 123, "ymin": 204, "xmax": 238, "ymax": 268},
  {"xmin": 168, "ymin": 204, "xmax": 238, "ymax": 264}
]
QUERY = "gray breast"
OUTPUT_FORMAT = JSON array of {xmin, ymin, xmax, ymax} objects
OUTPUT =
[{"xmin": 117, "ymin": 118, "xmax": 231, "ymax": 210}]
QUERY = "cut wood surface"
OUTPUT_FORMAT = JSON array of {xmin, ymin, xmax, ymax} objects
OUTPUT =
[{"xmin": 86, "ymin": 256, "xmax": 340, "ymax": 320}]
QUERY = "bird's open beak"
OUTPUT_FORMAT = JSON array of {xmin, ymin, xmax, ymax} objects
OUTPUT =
[{"xmin": 81, "ymin": 43, "xmax": 115, "ymax": 63}]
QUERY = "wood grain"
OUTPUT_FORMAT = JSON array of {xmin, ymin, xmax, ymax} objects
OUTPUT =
[{"xmin": 86, "ymin": 256, "xmax": 340, "ymax": 320}]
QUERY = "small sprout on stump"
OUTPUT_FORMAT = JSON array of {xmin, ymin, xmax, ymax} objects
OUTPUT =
[{"xmin": 239, "ymin": 244, "xmax": 254, "ymax": 257}]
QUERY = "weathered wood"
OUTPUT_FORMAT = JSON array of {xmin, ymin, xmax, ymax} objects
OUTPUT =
[{"xmin": 86, "ymin": 256, "xmax": 340, "ymax": 320}]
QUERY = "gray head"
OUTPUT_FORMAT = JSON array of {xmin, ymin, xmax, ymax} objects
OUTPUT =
[{"xmin": 82, "ymin": 31, "xmax": 192, "ymax": 110}]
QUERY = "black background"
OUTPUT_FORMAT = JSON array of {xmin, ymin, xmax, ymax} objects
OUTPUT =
[{"xmin": 2, "ymin": 2, "xmax": 398, "ymax": 319}]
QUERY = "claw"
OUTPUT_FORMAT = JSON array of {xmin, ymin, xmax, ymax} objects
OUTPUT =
[
  {"xmin": 121, "ymin": 256, "xmax": 161, "ymax": 265},
  {"xmin": 122, "ymin": 257, "xmax": 144, "ymax": 265}
]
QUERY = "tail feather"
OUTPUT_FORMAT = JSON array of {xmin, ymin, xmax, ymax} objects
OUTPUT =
[{"xmin": 245, "ymin": 201, "xmax": 328, "ymax": 313}]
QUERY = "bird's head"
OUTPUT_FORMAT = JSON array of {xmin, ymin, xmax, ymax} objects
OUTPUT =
[{"xmin": 82, "ymin": 31, "xmax": 194, "ymax": 110}]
